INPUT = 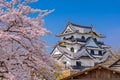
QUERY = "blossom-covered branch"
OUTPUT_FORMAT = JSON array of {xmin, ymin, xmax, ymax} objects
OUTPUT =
[{"xmin": 0, "ymin": 0, "xmax": 60, "ymax": 80}]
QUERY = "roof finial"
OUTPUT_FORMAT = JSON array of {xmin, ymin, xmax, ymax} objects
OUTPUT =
[
  {"xmin": 67, "ymin": 19, "xmax": 71, "ymax": 25},
  {"xmin": 91, "ymin": 24, "xmax": 94, "ymax": 31}
]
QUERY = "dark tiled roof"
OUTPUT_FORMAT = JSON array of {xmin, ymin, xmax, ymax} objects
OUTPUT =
[
  {"xmin": 70, "ymin": 23, "xmax": 92, "ymax": 29},
  {"xmin": 56, "ymin": 22, "xmax": 92, "ymax": 37}
]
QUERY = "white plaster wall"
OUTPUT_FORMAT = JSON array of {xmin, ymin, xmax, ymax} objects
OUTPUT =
[
  {"xmin": 87, "ymin": 49, "xmax": 103, "ymax": 55},
  {"xmin": 66, "ymin": 46, "xmax": 71, "ymax": 51},
  {"xmin": 59, "ymin": 57, "xmax": 95, "ymax": 67},
  {"xmin": 70, "ymin": 60, "xmax": 77, "ymax": 66},
  {"xmin": 94, "ymin": 36, "xmax": 100, "ymax": 41},
  {"xmin": 73, "ymin": 34, "xmax": 80, "ymax": 38},
  {"xmin": 79, "ymin": 28, "xmax": 84, "ymax": 33},
  {"xmin": 53, "ymin": 48, "xmax": 62, "ymax": 55},
  {"xmin": 69, "ymin": 59, "xmax": 95, "ymax": 66},
  {"xmin": 78, "ymin": 59, "xmax": 95, "ymax": 66},
  {"xmin": 61, "ymin": 34, "xmax": 93, "ymax": 41},
  {"xmin": 61, "ymin": 34, "xmax": 75, "ymax": 41},
  {"xmin": 60, "ymin": 35, "xmax": 71, "ymax": 41},
  {"xmin": 58, "ymin": 56, "xmax": 71, "ymax": 66},
  {"xmin": 54, "ymin": 51, "xmax": 61, "ymax": 55},
  {"xmin": 87, "ymin": 39, "xmax": 98, "ymax": 47},
  {"xmin": 84, "ymin": 35, "xmax": 91, "ymax": 39},
  {"xmin": 94, "ymin": 50, "xmax": 98, "ymax": 55},
  {"xmin": 79, "ymin": 28, "xmax": 92, "ymax": 33},
  {"xmin": 66, "ymin": 44, "xmax": 81, "ymax": 53},
  {"xmin": 75, "ymin": 34, "xmax": 92, "ymax": 40},
  {"xmin": 74, "ymin": 45, "xmax": 81, "ymax": 53},
  {"xmin": 84, "ymin": 28, "xmax": 91, "ymax": 33}
]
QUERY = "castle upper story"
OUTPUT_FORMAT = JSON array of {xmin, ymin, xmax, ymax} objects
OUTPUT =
[{"xmin": 57, "ymin": 22, "xmax": 105, "ymax": 40}]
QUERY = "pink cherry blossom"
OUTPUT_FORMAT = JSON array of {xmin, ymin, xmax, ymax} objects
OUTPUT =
[{"xmin": 0, "ymin": 0, "xmax": 61, "ymax": 80}]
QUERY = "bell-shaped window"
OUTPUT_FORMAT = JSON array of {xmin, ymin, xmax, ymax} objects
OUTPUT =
[
  {"xmin": 76, "ymin": 61, "xmax": 81, "ymax": 66},
  {"xmin": 94, "ymin": 38, "xmax": 97, "ymax": 42},
  {"xmin": 71, "ymin": 36, "xmax": 74, "ymax": 38},
  {"xmin": 99, "ymin": 51, "xmax": 102, "ymax": 56},
  {"xmin": 63, "ymin": 61, "xmax": 67, "ymax": 64},
  {"xmin": 63, "ymin": 37, "xmax": 67, "ymax": 40},
  {"xmin": 91, "ymin": 50, "xmax": 94, "ymax": 55},
  {"xmin": 71, "ymin": 47, "xmax": 74, "ymax": 52},
  {"xmin": 81, "ymin": 36, "xmax": 85, "ymax": 41}
]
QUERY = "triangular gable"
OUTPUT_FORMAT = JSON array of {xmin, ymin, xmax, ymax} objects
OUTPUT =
[
  {"xmin": 109, "ymin": 59, "xmax": 120, "ymax": 70},
  {"xmin": 75, "ymin": 47, "xmax": 95, "ymax": 59},
  {"xmin": 51, "ymin": 46, "xmax": 62, "ymax": 56},
  {"xmin": 86, "ymin": 38, "xmax": 100, "ymax": 48},
  {"xmin": 111, "ymin": 59, "xmax": 120, "ymax": 67},
  {"xmin": 88, "ymin": 31, "xmax": 105, "ymax": 38},
  {"xmin": 63, "ymin": 25, "xmax": 73, "ymax": 34},
  {"xmin": 58, "ymin": 54, "xmax": 71, "ymax": 62}
]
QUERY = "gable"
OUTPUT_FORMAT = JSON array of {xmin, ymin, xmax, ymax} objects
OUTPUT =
[
  {"xmin": 86, "ymin": 38, "xmax": 99, "ymax": 48},
  {"xmin": 75, "ymin": 47, "xmax": 94, "ymax": 59},
  {"xmin": 110, "ymin": 59, "xmax": 120, "ymax": 71},
  {"xmin": 59, "ymin": 55, "xmax": 70, "ymax": 62},
  {"xmin": 58, "ymin": 54, "xmax": 72, "ymax": 66},
  {"xmin": 63, "ymin": 26, "xmax": 73, "ymax": 34},
  {"xmin": 51, "ymin": 47, "xmax": 62, "ymax": 56}
]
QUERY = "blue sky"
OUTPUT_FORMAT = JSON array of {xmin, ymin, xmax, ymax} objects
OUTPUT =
[{"xmin": 30, "ymin": 0, "xmax": 120, "ymax": 52}]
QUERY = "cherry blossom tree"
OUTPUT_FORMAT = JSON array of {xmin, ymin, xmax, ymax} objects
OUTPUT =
[{"xmin": 0, "ymin": 0, "xmax": 61, "ymax": 80}]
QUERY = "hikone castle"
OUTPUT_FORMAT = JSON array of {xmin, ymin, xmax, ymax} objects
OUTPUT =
[{"xmin": 51, "ymin": 21, "xmax": 120, "ymax": 72}]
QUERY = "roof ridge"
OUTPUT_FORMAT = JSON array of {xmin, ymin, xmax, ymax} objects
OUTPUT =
[{"xmin": 70, "ymin": 22, "xmax": 92, "ymax": 29}]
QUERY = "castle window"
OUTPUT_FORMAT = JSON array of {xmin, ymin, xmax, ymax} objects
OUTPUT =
[
  {"xmin": 71, "ymin": 47, "xmax": 74, "ymax": 52},
  {"xmin": 71, "ymin": 36, "xmax": 74, "ymax": 38},
  {"xmin": 63, "ymin": 37, "xmax": 66, "ymax": 40},
  {"xmin": 81, "ymin": 36, "xmax": 85, "ymax": 41},
  {"xmin": 94, "ymin": 38, "xmax": 97, "ymax": 41},
  {"xmin": 76, "ymin": 61, "xmax": 81, "ymax": 66},
  {"xmin": 63, "ymin": 61, "xmax": 67, "ymax": 64},
  {"xmin": 98, "ymin": 51, "xmax": 102, "ymax": 56},
  {"xmin": 91, "ymin": 50, "xmax": 94, "ymax": 55},
  {"xmin": 70, "ymin": 36, "xmax": 74, "ymax": 39}
]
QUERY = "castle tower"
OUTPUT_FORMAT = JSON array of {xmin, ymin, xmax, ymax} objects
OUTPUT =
[{"xmin": 51, "ymin": 21, "xmax": 110, "ymax": 70}]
